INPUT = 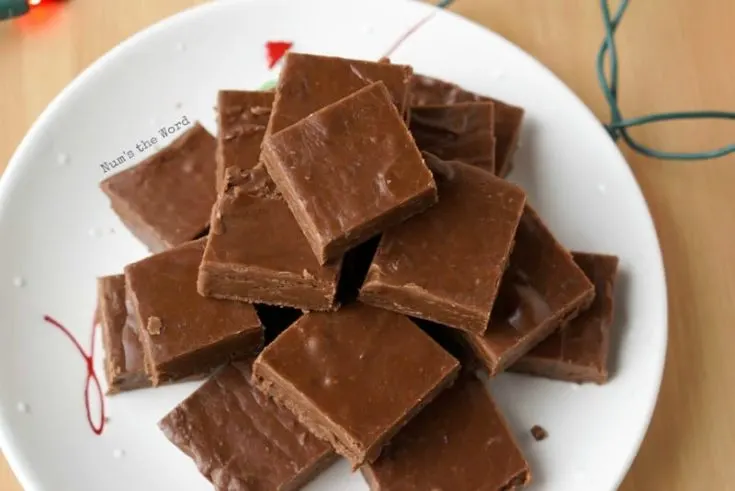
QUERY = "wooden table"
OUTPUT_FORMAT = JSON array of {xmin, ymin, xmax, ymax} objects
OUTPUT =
[{"xmin": 1, "ymin": 0, "xmax": 733, "ymax": 489}]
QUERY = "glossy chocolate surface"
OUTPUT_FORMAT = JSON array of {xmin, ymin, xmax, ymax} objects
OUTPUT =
[
  {"xmin": 267, "ymin": 52, "xmax": 412, "ymax": 135},
  {"xmin": 216, "ymin": 90, "xmax": 273, "ymax": 188},
  {"xmin": 198, "ymin": 166, "xmax": 342, "ymax": 311},
  {"xmin": 512, "ymin": 252, "xmax": 619, "ymax": 383},
  {"xmin": 263, "ymin": 82, "xmax": 437, "ymax": 264},
  {"xmin": 100, "ymin": 123, "xmax": 217, "ymax": 252},
  {"xmin": 464, "ymin": 206, "xmax": 595, "ymax": 375},
  {"xmin": 98, "ymin": 274, "xmax": 149, "ymax": 393},
  {"xmin": 125, "ymin": 239, "xmax": 263, "ymax": 385},
  {"xmin": 410, "ymin": 75, "xmax": 524, "ymax": 177},
  {"xmin": 410, "ymin": 102, "xmax": 496, "ymax": 173},
  {"xmin": 159, "ymin": 362, "xmax": 335, "ymax": 491},
  {"xmin": 363, "ymin": 374, "xmax": 531, "ymax": 491},
  {"xmin": 360, "ymin": 156, "xmax": 525, "ymax": 334},
  {"xmin": 252, "ymin": 303, "xmax": 459, "ymax": 467}
]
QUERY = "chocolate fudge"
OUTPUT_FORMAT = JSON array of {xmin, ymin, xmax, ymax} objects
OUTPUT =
[
  {"xmin": 409, "ymin": 102, "xmax": 496, "ymax": 173},
  {"xmin": 362, "ymin": 374, "xmax": 530, "ymax": 491},
  {"xmin": 464, "ymin": 207, "xmax": 595, "ymax": 375},
  {"xmin": 98, "ymin": 274, "xmax": 150, "ymax": 394},
  {"xmin": 360, "ymin": 156, "xmax": 525, "ymax": 334},
  {"xmin": 100, "ymin": 123, "xmax": 217, "ymax": 252},
  {"xmin": 262, "ymin": 82, "xmax": 437, "ymax": 265},
  {"xmin": 159, "ymin": 363, "xmax": 335, "ymax": 491},
  {"xmin": 530, "ymin": 425, "xmax": 548, "ymax": 442},
  {"xmin": 267, "ymin": 52, "xmax": 412, "ymax": 135},
  {"xmin": 198, "ymin": 166, "xmax": 342, "ymax": 310},
  {"xmin": 216, "ymin": 90, "xmax": 273, "ymax": 188},
  {"xmin": 411, "ymin": 75, "xmax": 524, "ymax": 177},
  {"xmin": 512, "ymin": 252, "xmax": 619, "ymax": 383},
  {"xmin": 125, "ymin": 239, "xmax": 263, "ymax": 386},
  {"xmin": 252, "ymin": 303, "xmax": 459, "ymax": 468}
]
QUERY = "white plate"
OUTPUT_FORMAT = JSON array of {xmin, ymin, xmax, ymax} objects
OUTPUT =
[{"xmin": 0, "ymin": 0, "xmax": 667, "ymax": 489}]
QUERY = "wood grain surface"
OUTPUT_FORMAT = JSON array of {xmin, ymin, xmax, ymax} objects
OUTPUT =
[{"xmin": 1, "ymin": 1, "xmax": 733, "ymax": 490}]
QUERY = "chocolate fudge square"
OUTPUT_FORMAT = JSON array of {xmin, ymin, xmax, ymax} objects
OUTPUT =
[
  {"xmin": 464, "ymin": 207, "xmax": 595, "ymax": 375},
  {"xmin": 159, "ymin": 363, "xmax": 335, "ymax": 491},
  {"xmin": 198, "ymin": 166, "xmax": 342, "ymax": 311},
  {"xmin": 252, "ymin": 303, "xmax": 459, "ymax": 468},
  {"xmin": 98, "ymin": 274, "xmax": 150, "ymax": 394},
  {"xmin": 512, "ymin": 252, "xmax": 619, "ymax": 384},
  {"xmin": 360, "ymin": 156, "xmax": 526, "ymax": 334},
  {"xmin": 267, "ymin": 52, "xmax": 412, "ymax": 135},
  {"xmin": 100, "ymin": 123, "xmax": 217, "ymax": 252},
  {"xmin": 125, "ymin": 239, "xmax": 263, "ymax": 386},
  {"xmin": 262, "ymin": 82, "xmax": 437, "ymax": 265},
  {"xmin": 362, "ymin": 374, "xmax": 531, "ymax": 491},
  {"xmin": 411, "ymin": 75, "xmax": 524, "ymax": 177},
  {"xmin": 216, "ymin": 90, "xmax": 273, "ymax": 188},
  {"xmin": 410, "ymin": 102, "xmax": 496, "ymax": 173}
]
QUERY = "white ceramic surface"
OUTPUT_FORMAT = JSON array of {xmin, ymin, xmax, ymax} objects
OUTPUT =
[{"xmin": 0, "ymin": 0, "xmax": 667, "ymax": 490}]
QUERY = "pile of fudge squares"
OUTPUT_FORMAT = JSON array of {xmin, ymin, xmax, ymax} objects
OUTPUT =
[{"xmin": 98, "ymin": 53, "xmax": 619, "ymax": 491}]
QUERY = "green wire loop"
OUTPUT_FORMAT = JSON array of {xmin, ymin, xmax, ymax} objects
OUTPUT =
[
  {"xmin": 597, "ymin": 0, "xmax": 735, "ymax": 160},
  {"xmin": 0, "ymin": 0, "xmax": 30, "ymax": 21}
]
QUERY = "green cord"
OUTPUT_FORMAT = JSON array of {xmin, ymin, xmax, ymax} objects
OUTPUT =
[
  {"xmin": 598, "ymin": 0, "xmax": 735, "ymax": 160},
  {"xmin": 0, "ymin": 0, "xmax": 29, "ymax": 21}
]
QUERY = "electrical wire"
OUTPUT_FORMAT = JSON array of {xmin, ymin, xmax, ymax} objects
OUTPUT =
[{"xmin": 597, "ymin": 0, "xmax": 735, "ymax": 160}]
